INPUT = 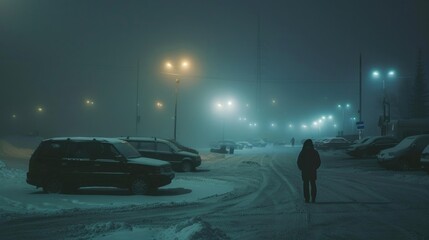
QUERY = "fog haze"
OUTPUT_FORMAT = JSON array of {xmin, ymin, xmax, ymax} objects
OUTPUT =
[{"xmin": 1, "ymin": 0, "xmax": 428, "ymax": 146}]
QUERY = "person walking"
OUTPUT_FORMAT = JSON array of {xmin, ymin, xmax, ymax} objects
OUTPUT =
[
  {"xmin": 290, "ymin": 137, "xmax": 295, "ymax": 147},
  {"xmin": 297, "ymin": 139, "xmax": 321, "ymax": 203}
]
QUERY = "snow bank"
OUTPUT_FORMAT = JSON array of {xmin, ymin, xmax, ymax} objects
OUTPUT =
[
  {"xmin": 67, "ymin": 221, "xmax": 133, "ymax": 239},
  {"xmin": 93, "ymin": 217, "xmax": 230, "ymax": 240},
  {"xmin": 0, "ymin": 136, "xmax": 39, "ymax": 169},
  {"xmin": 0, "ymin": 159, "xmax": 26, "ymax": 183},
  {"xmin": 160, "ymin": 217, "xmax": 230, "ymax": 240},
  {"xmin": 0, "ymin": 138, "xmax": 37, "ymax": 159},
  {"xmin": 0, "ymin": 165, "xmax": 235, "ymax": 218}
]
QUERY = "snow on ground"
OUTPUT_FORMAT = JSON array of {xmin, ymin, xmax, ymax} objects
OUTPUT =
[
  {"xmin": 0, "ymin": 136, "xmax": 235, "ymax": 220},
  {"xmin": 0, "ymin": 136, "xmax": 234, "ymax": 239},
  {"xmin": 83, "ymin": 217, "xmax": 229, "ymax": 240},
  {"xmin": 3, "ymin": 137, "xmax": 429, "ymax": 239},
  {"xmin": 0, "ymin": 159, "xmax": 234, "ymax": 217}
]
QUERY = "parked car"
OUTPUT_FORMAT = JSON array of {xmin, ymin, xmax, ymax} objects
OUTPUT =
[
  {"xmin": 352, "ymin": 136, "xmax": 372, "ymax": 144},
  {"xmin": 419, "ymin": 144, "xmax": 429, "ymax": 173},
  {"xmin": 26, "ymin": 137, "xmax": 174, "ymax": 194},
  {"xmin": 121, "ymin": 137, "xmax": 201, "ymax": 172},
  {"xmin": 236, "ymin": 141, "xmax": 253, "ymax": 149},
  {"xmin": 346, "ymin": 136, "xmax": 399, "ymax": 157},
  {"xmin": 210, "ymin": 140, "xmax": 237, "ymax": 154},
  {"xmin": 250, "ymin": 138, "xmax": 267, "ymax": 147},
  {"xmin": 166, "ymin": 139, "xmax": 199, "ymax": 154},
  {"xmin": 315, "ymin": 137, "xmax": 351, "ymax": 150},
  {"xmin": 212, "ymin": 140, "xmax": 241, "ymax": 150},
  {"xmin": 377, "ymin": 134, "xmax": 429, "ymax": 170}
]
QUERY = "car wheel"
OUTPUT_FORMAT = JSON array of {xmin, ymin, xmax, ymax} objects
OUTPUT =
[
  {"xmin": 43, "ymin": 179, "xmax": 62, "ymax": 193},
  {"xmin": 130, "ymin": 178, "xmax": 149, "ymax": 195},
  {"xmin": 181, "ymin": 161, "xmax": 193, "ymax": 172}
]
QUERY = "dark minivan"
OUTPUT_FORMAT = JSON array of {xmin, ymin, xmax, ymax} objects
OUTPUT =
[
  {"xmin": 27, "ymin": 137, "xmax": 175, "ymax": 194},
  {"xmin": 121, "ymin": 137, "xmax": 201, "ymax": 172}
]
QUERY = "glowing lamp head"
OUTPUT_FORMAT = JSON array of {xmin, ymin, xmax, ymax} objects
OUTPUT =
[{"xmin": 372, "ymin": 71, "xmax": 380, "ymax": 78}]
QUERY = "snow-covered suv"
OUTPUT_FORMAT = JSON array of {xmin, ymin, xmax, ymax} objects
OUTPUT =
[{"xmin": 26, "ymin": 137, "xmax": 175, "ymax": 194}]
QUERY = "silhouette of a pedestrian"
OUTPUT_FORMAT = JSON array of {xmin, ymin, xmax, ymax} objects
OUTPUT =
[
  {"xmin": 297, "ymin": 139, "xmax": 321, "ymax": 203},
  {"xmin": 290, "ymin": 137, "xmax": 295, "ymax": 147}
]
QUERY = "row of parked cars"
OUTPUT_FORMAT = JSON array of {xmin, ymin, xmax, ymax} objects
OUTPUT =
[
  {"xmin": 26, "ymin": 136, "xmax": 202, "ymax": 195},
  {"xmin": 209, "ymin": 139, "xmax": 268, "ymax": 154},
  {"xmin": 314, "ymin": 135, "xmax": 429, "ymax": 172}
]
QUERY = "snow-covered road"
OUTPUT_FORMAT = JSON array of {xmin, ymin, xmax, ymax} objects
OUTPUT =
[{"xmin": 1, "ymin": 145, "xmax": 429, "ymax": 239}]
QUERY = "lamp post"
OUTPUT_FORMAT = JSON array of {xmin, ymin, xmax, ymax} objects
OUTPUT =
[
  {"xmin": 216, "ymin": 100, "xmax": 233, "ymax": 140},
  {"xmin": 84, "ymin": 99, "xmax": 95, "ymax": 134},
  {"xmin": 164, "ymin": 60, "xmax": 190, "ymax": 141},
  {"xmin": 372, "ymin": 69, "xmax": 395, "ymax": 136},
  {"xmin": 337, "ymin": 103, "xmax": 350, "ymax": 136},
  {"xmin": 350, "ymin": 117, "xmax": 356, "ymax": 133},
  {"xmin": 35, "ymin": 106, "xmax": 44, "ymax": 136}
]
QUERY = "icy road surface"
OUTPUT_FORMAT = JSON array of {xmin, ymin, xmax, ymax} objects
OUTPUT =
[{"xmin": 1, "ymin": 146, "xmax": 429, "ymax": 239}]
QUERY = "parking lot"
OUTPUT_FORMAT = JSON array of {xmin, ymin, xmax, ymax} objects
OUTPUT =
[{"xmin": 1, "ymin": 145, "xmax": 429, "ymax": 239}]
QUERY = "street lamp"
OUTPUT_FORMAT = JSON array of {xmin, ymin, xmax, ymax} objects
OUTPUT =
[
  {"xmin": 164, "ymin": 59, "xmax": 190, "ymax": 141},
  {"xmin": 350, "ymin": 117, "xmax": 357, "ymax": 132},
  {"xmin": 216, "ymin": 100, "xmax": 234, "ymax": 140},
  {"xmin": 35, "ymin": 106, "xmax": 44, "ymax": 136},
  {"xmin": 155, "ymin": 101, "xmax": 164, "ymax": 109},
  {"xmin": 372, "ymin": 69, "xmax": 395, "ymax": 135},
  {"xmin": 337, "ymin": 103, "xmax": 350, "ymax": 136},
  {"xmin": 85, "ymin": 99, "xmax": 95, "ymax": 106}
]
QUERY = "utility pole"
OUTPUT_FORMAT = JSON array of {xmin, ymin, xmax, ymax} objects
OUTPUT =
[
  {"xmin": 255, "ymin": 12, "xmax": 262, "ymax": 133},
  {"xmin": 358, "ymin": 54, "xmax": 362, "ymax": 139},
  {"xmin": 135, "ymin": 59, "xmax": 141, "ymax": 136}
]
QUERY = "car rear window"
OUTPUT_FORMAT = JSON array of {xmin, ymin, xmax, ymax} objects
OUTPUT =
[
  {"xmin": 157, "ymin": 142, "xmax": 172, "ymax": 152},
  {"xmin": 67, "ymin": 142, "xmax": 91, "ymax": 159},
  {"xmin": 37, "ymin": 141, "xmax": 67, "ymax": 158},
  {"xmin": 138, "ymin": 141, "xmax": 156, "ymax": 151},
  {"xmin": 113, "ymin": 142, "xmax": 141, "ymax": 159}
]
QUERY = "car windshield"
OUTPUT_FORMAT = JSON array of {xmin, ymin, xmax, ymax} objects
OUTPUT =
[{"xmin": 113, "ymin": 142, "xmax": 141, "ymax": 159}]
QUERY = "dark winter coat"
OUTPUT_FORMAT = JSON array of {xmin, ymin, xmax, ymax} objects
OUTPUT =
[{"xmin": 297, "ymin": 140, "xmax": 321, "ymax": 181}]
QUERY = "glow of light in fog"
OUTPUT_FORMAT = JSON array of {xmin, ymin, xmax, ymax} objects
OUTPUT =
[
  {"xmin": 156, "ymin": 101, "xmax": 164, "ymax": 109},
  {"xmin": 85, "ymin": 99, "xmax": 95, "ymax": 106}
]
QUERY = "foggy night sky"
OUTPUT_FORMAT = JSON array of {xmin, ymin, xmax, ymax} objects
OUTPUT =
[{"xmin": 1, "ymin": 0, "xmax": 428, "ymax": 146}]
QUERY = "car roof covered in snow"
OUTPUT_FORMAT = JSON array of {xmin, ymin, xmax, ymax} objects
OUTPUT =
[
  {"xmin": 118, "ymin": 136, "xmax": 170, "ymax": 142},
  {"xmin": 43, "ymin": 137, "xmax": 126, "ymax": 144}
]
